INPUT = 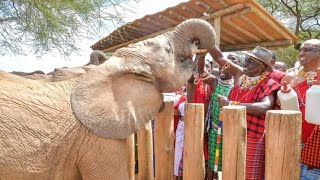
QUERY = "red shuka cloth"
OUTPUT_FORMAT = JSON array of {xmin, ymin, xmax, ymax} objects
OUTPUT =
[
  {"xmin": 192, "ymin": 78, "xmax": 211, "ymax": 161},
  {"xmin": 228, "ymin": 76, "xmax": 280, "ymax": 139},
  {"xmin": 294, "ymin": 81, "xmax": 320, "ymax": 168}
]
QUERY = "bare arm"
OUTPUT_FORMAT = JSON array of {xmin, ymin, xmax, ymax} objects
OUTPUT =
[
  {"xmin": 209, "ymin": 45, "xmax": 243, "ymax": 80},
  {"xmin": 186, "ymin": 74, "xmax": 195, "ymax": 103},
  {"xmin": 217, "ymin": 92, "xmax": 276, "ymax": 116},
  {"xmin": 239, "ymin": 93, "xmax": 275, "ymax": 115}
]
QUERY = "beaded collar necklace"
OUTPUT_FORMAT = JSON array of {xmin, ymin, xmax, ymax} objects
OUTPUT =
[
  {"xmin": 293, "ymin": 67, "xmax": 318, "ymax": 107},
  {"xmin": 239, "ymin": 71, "xmax": 268, "ymax": 90},
  {"xmin": 298, "ymin": 68, "xmax": 317, "ymax": 86}
]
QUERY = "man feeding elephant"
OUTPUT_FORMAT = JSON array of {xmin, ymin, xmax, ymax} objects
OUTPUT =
[
  {"xmin": 197, "ymin": 45, "xmax": 281, "ymax": 179},
  {"xmin": 0, "ymin": 19, "xmax": 216, "ymax": 180}
]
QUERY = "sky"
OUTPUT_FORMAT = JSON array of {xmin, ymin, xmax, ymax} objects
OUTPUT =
[{"xmin": 0, "ymin": 0, "xmax": 188, "ymax": 73}]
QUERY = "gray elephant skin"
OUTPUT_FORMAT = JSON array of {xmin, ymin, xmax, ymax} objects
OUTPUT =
[{"xmin": 0, "ymin": 19, "xmax": 215, "ymax": 180}]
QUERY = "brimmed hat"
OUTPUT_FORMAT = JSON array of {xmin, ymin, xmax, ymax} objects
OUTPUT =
[{"xmin": 243, "ymin": 46, "xmax": 273, "ymax": 72}]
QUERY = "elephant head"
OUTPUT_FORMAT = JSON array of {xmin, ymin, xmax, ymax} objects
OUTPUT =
[{"xmin": 71, "ymin": 19, "xmax": 216, "ymax": 139}]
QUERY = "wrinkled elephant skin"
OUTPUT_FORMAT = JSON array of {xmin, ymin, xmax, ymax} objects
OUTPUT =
[{"xmin": 0, "ymin": 19, "xmax": 215, "ymax": 180}]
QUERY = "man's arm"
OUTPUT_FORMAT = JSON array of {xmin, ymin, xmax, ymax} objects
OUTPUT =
[
  {"xmin": 209, "ymin": 45, "xmax": 243, "ymax": 80},
  {"xmin": 217, "ymin": 92, "xmax": 276, "ymax": 116}
]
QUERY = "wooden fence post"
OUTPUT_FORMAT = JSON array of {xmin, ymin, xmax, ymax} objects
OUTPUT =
[
  {"xmin": 154, "ymin": 101, "xmax": 175, "ymax": 180},
  {"xmin": 127, "ymin": 134, "xmax": 135, "ymax": 180},
  {"xmin": 265, "ymin": 110, "xmax": 301, "ymax": 180},
  {"xmin": 222, "ymin": 106, "xmax": 246, "ymax": 180},
  {"xmin": 137, "ymin": 121, "xmax": 153, "ymax": 180},
  {"xmin": 183, "ymin": 103, "xmax": 205, "ymax": 180}
]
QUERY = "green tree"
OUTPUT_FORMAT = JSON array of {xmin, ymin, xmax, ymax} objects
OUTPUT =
[
  {"xmin": 257, "ymin": 0, "xmax": 320, "ymax": 67},
  {"xmin": 0, "ymin": 0, "xmax": 136, "ymax": 56}
]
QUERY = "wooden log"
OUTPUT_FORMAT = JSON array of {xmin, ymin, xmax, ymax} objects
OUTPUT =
[
  {"xmin": 127, "ymin": 134, "xmax": 135, "ymax": 180},
  {"xmin": 222, "ymin": 106, "xmax": 246, "ymax": 180},
  {"xmin": 183, "ymin": 103, "xmax": 205, "ymax": 180},
  {"xmin": 214, "ymin": 17, "xmax": 221, "ymax": 47},
  {"xmin": 137, "ymin": 121, "xmax": 153, "ymax": 180},
  {"xmin": 154, "ymin": 101, "xmax": 175, "ymax": 180},
  {"xmin": 265, "ymin": 110, "xmax": 301, "ymax": 180}
]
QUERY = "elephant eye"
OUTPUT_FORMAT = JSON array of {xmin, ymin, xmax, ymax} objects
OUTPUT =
[{"xmin": 177, "ymin": 54, "xmax": 189, "ymax": 63}]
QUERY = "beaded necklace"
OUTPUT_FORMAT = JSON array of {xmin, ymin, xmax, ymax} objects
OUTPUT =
[
  {"xmin": 293, "ymin": 68, "xmax": 317, "ymax": 107},
  {"xmin": 207, "ymin": 79, "xmax": 233, "ymax": 178},
  {"xmin": 298, "ymin": 68, "xmax": 317, "ymax": 86},
  {"xmin": 239, "ymin": 72, "xmax": 268, "ymax": 90}
]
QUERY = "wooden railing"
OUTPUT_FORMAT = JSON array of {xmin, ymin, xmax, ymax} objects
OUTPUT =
[{"xmin": 127, "ymin": 102, "xmax": 301, "ymax": 180}]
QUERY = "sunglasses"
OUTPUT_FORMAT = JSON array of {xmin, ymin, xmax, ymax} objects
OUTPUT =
[{"xmin": 244, "ymin": 57, "xmax": 260, "ymax": 64}]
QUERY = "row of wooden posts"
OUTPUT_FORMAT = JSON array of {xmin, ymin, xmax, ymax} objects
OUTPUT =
[{"xmin": 126, "ymin": 102, "xmax": 302, "ymax": 180}]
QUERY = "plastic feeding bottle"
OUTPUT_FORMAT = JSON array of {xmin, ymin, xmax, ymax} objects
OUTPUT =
[
  {"xmin": 305, "ymin": 68, "xmax": 320, "ymax": 125},
  {"xmin": 277, "ymin": 81, "xmax": 300, "ymax": 111}
]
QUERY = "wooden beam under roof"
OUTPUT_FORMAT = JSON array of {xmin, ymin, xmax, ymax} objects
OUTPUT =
[
  {"xmin": 91, "ymin": 0, "xmax": 297, "ymax": 52},
  {"xmin": 222, "ymin": 40, "xmax": 293, "ymax": 51},
  {"xmin": 102, "ymin": 3, "xmax": 250, "ymax": 52}
]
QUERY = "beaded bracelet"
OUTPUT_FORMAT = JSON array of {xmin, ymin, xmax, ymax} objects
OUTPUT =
[{"xmin": 229, "ymin": 101, "xmax": 239, "ymax": 106}]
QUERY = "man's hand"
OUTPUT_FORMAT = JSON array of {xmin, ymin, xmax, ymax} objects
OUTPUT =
[{"xmin": 217, "ymin": 95, "xmax": 229, "ymax": 107}]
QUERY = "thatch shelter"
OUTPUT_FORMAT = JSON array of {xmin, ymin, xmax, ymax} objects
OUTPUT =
[{"xmin": 91, "ymin": 0, "xmax": 297, "ymax": 52}]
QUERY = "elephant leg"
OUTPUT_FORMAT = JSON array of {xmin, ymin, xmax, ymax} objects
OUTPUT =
[{"xmin": 78, "ymin": 137, "xmax": 129, "ymax": 180}]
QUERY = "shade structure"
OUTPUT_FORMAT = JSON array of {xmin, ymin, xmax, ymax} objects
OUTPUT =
[{"xmin": 91, "ymin": 0, "xmax": 297, "ymax": 52}]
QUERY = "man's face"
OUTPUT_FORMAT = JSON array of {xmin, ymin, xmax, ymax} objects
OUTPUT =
[
  {"xmin": 227, "ymin": 55, "xmax": 240, "ymax": 65},
  {"xmin": 243, "ymin": 56, "xmax": 266, "ymax": 77},
  {"xmin": 299, "ymin": 46, "xmax": 320, "ymax": 66}
]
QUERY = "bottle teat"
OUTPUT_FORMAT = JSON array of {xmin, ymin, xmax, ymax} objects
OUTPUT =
[
  {"xmin": 313, "ymin": 68, "xmax": 320, "ymax": 85},
  {"xmin": 281, "ymin": 81, "xmax": 291, "ymax": 93}
]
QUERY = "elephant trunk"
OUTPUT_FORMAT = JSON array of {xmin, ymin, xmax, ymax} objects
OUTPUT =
[
  {"xmin": 168, "ymin": 18, "xmax": 216, "ymax": 57},
  {"xmin": 88, "ymin": 50, "xmax": 109, "ymax": 65}
]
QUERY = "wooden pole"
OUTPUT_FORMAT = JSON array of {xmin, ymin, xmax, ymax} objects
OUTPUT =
[
  {"xmin": 154, "ymin": 101, "xmax": 175, "ymax": 180},
  {"xmin": 127, "ymin": 134, "xmax": 135, "ymax": 180},
  {"xmin": 213, "ymin": 16, "xmax": 221, "ymax": 48},
  {"xmin": 137, "ymin": 121, "xmax": 153, "ymax": 180},
  {"xmin": 183, "ymin": 103, "xmax": 205, "ymax": 180},
  {"xmin": 265, "ymin": 110, "xmax": 301, "ymax": 180},
  {"xmin": 222, "ymin": 106, "xmax": 246, "ymax": 180}
]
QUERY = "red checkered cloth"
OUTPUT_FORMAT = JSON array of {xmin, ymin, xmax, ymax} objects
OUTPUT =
[
  {"xmin": 301, "ymin": 126, "xmax": 320, "ymax": 168},
  {"xmin": 246, "ymin": 134, "xmax": 265, "ymax": 180},
  {"xmin": 293, "ymin": 81, "xmax": 316, "ymax": 143},
  {"xmin": 267, "ymin": 69, "xmax": 285, "ymax": 84},
  {"xmin": 229, "ymin": 75, "xmax": 280, "ymax": 139}
]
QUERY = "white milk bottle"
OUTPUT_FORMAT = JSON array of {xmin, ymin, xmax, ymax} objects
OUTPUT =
[
  {"xmin": 305, "ymin": 68, "xmax": 320, "ymax": 125},
  {"xmin": 277, "ymin": 81, "xmax": 299, "ymax": 111}
]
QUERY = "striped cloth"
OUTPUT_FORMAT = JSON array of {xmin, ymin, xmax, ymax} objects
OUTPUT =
[
  {"xmin": 300, "ymin": 163, "xmax": 320, "ymax": 180},
  {"xmin": 246, "ymin": 134, "xmax": 265, "ymax": 180},
  {"xmin": 174, "ymin": 120, "xmax": 184, "ymax": 176}
]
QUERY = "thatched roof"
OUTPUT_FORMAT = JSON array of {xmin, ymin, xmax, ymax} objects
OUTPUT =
[{"xmin": 91, "ymin": 0, "xmax": 297, "ymax": 52}]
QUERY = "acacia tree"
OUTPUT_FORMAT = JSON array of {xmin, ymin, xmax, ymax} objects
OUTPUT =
[
  {"xmin": 0, "ymin": 0, "xmax": 137, "ymax": 56},
  {"xmin": 258, "ymin": 0, "xmax": 320, "ymax": 40},
  {"xmin": 257, "ymin": 0, "xmax": 320, "ymax": 67}
]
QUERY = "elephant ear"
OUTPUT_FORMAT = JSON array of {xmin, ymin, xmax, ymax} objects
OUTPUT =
[{"xmin": 71, "ymin": 67, "xmax": 163, "ymax": 139}]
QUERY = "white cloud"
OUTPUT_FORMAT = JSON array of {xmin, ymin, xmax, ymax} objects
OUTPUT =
[{"xmin": 0, "ymin": 0, "xmax": 187, "ymax": 73}]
